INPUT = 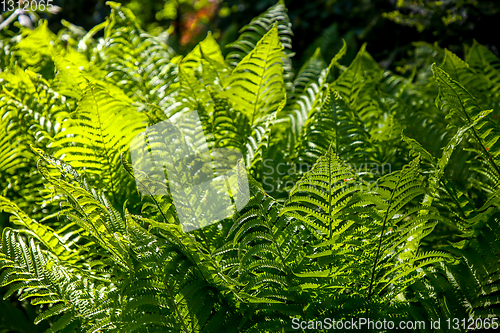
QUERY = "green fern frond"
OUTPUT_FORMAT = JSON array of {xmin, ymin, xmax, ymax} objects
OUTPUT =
[
  {"xmin": 282, "ymin": 147, "xmax": 360, "ymax": 239},
  {"xmin": 33, "ymin": 148, "xmax": 131, "ymax": 269},
  {"xmin": 52, "ymin": 83, "xmax": 147, "ymax": 203},
  {"xmin": 0, "ymin": 196, "xmax": 71, "ymax": 258},
  {"xmin": 224, "ymin": 24, "xmax": 285, "ymax": 127},
  {"xmin": 466, "ymin": 40, "xmax": 500, "ymax": 111},
  {"xmin": 433, "ymin": 64, "xmax": 500, "ymax": 181},
  {"xmin": 225, "ymin": 0, "xmax": 294, "ymax": 71},
  {"xmin": 291, "ymin": 87, "xmax": 377, "ymax": 185},
  {"xmin": 293, "ymin": 48, "xmax": 327, "ymax": 96},
  {"xmin": 102, "ymin": 2, "xmax": 178, "ymax": 108}
]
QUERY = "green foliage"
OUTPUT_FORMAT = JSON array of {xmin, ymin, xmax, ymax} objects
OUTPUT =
[{"xmin": 1, "ymin": 1, "xmax": 500, "ymax": 332}]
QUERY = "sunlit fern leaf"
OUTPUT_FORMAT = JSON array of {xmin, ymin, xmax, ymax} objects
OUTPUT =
[
  {"xmin": 179, "ymin": 34, "xmax": 230, "ymax": 112},
  {"xmin": 144, "ymin": 214, "xmax": 280, "ymax": 307},
  {"xmin": 0, "ymin": 67, "xmax": 70, "ymax": 218},
  {"xmin": 280, "ymin": 148, "xmax": 370, "ymax": 297},
  {"xmin": 168, "ymin": 40, "xmax": 223, "ymax": 126},
  {"xmin": 52, "ymin": 83, "xmax": 147, "ymax": 203},
  {"xmin": 273, "ymin": 41, "xmax": 347, "ymax": 160},
  {"xmin": 15, "ymin": 20, "xmax": 61, "ymax": 57},
  {"xmin": 225, "ymin": 0, "xmax": 294, "ymax": 77},
  {"xmin": 0, "ymin": 123, "xmax": 28, "ymax": 177},
  {"xmin": 0, "ymin": 230, "xmax": 87, "ymax": 331},
  {"xmin": 466, "ymin": 40, "xmax": 500, "ymax": 114},
  {"xmin": 176, "ymin": 67, "xmax": 213, "ymax": 123},
  {"xmin": 215, "ymin": 178, "xmax": 293, "ymax": 304},
  {"xmin": 282, "ymin": 146, "xmax": 361, "ymax": 239},
  {"xmin": 210, "ymin": 94, "xmax": 250, "ymax": 152},
  {"xmin": 119, "ymin": 152, "xmax": 174, "ymax": 224},
  {"xmin": 124, "ymin": 217, "xmax": 244, "ymax": 332},
  {"xmin": 0, "ymin": 196, "xmax": 71, "ymax": 258},
  {"xmin": 102, "ymin": 2, "xmax": 178, "ymax": 109},
  {"xmin": 283, "ymin": 152, "xmax": 451, "ymax": 308},
  {"xmin": 209, "ymin": 94, "xmax": 279, "ymax": 196},
  {"xmin": 33, "ymin": 147, "xmax": 131, "ymax": 270},
  {"xmin": 249, "ymin": 99, "xmax": 285, "ymax": 178},
  {"xmin": 360, "ymin": 158, "xmax": 453, "ymax": 300},
  {"xmin": 292, "ymin": 48, "xmax": 327, "ymax": 96},
  {"xmin": 119, "ymin": 215, "xmax": 192, "ymax": 332},
  {"xmin": 51, "ymin": 47, "xmax": 108, "ymax": 101},
  {"xmin": 12, "ymin": 21, "xmax": 60, "ymax": 76},
  {"xmin": 331, "ymin": 44, "xmax": 384, "ymax": 129},
  {"xmin": 333, "ymin": 43, "xmax": 383, "ymax": 103},
  {"xmin": 433, "ymin": 64, "xmax": 500, "ymax": 181},
  {"xmin": 0, "ymin": 67, "xmax": 69, "ymax": 152},
  {"xmin": 181, "ymin": 32, "xmax": 227, "ymax": 75},
  {"xmin": 224, "ymin": 25, "xmax": 285, "ymax": 127}
]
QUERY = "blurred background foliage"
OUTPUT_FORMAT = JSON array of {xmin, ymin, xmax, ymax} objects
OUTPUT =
[{"xmin": 2, "ymin": 0, "xmax": 498, "ymax": 72}]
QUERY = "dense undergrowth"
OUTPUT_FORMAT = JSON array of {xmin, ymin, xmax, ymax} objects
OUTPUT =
[{"xmin": 0, "ymin": 1, "xmax": 499, "ymax": 332}]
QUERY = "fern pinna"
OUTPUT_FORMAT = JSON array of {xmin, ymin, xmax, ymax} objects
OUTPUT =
[{"xmin": 1, "ymin": 1, "xmax": 500, "ymax": 332}]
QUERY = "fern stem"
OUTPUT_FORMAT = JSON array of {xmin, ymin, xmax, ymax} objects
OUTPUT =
[
  {"xmin": 90, "ymin": 87, "xmax": 118, "ymax": 205},
  {"xmin": 165, "ymin": 281, "xmax": 190, "ymax": 333},
  {"xmin": 261, "ymin": 200, "xmax": 294, "ymax": 285},
  {"xmin": 441, "ymin": 180, "xmax": 468, "ymax": 221},
  {"xmin": 442, "ymin": 78, "xmax": 500, "ymax": 176},
  {"xmin": 328, "ymin": 145, "xmax": 334, "ymax": 238},
  {"xmin": 367, "ymin": 173, "xmax": 403, "ymax": 299},
  {"xmin": 333, "ymin": 92, "xmax": 339, "ymax": 155},
  {"xmin": 120, "ymin": 153, "xmax": 169, "ymax": 223}
]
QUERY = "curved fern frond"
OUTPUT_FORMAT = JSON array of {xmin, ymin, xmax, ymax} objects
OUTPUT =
[
  {"xmin": 0, "ymin": 196, "xmax": 70, "ymax": 258},
  {"xmin": 466, "ymin": 40, "xmax": 500, "ymax": 113},
  {"xmin": 101, "ymin": 2, "xmax": 178, "ymax": 108},
  {"xmin": 282, "ymin": 147, "xmax": 361, "ymax": 239},
  {"xmin": 225, "ymin": 0, "xmax": 294, "ymax": 74},
  {"xmin": 433, "ymin": 64, "xmax": 500, "ymax": 182},
  {"xmin": 53, "ymin": 83, "xmax": 147, "ymax": 203},
  {"xmin": 0, "ymin": 228, "xmax": 116, "ymax": 332},
  {"xmin": 33, "ymin": 147, "xmax": 131, "ymax": 270},
  {"xmin": 290, "ymin": 88, "xmax": 377, "ymax": 184}
]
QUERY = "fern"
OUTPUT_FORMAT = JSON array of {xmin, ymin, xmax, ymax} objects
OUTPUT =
[
  {"xmin": 52, "ymin": 84, "xmax": 147, "ymax": 208},
  {"xmin": 224, "ymin": 25, "xmax": 285, "ymax": 127},
  {"xmin": 1, "ymin": 1, "xmax": 500, "ymax": 331}
]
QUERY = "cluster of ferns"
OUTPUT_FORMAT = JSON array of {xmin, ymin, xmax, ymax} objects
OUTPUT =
[{"xmin": 0, "ymin": 1, "xmax": 499, "ymax": 332}]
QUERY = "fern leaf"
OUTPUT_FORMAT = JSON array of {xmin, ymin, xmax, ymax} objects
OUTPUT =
[
  {"xmin": 433, "ymin": 64, "xmax": 500, "ymax": 180},
  {"xmin": 225, "ymin": 0, "xmax": 294, "ymax": 69},
  {"xmin": 53, "ymin": 83, "xmax": 147, "ymax": 201},
  {"xmin": 224, "ymin": 25, "xmax": 285, "ymax": 126},
  {"xmin": 0, "ymin": 196, "xmax": 70, "ymax": 257}
]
